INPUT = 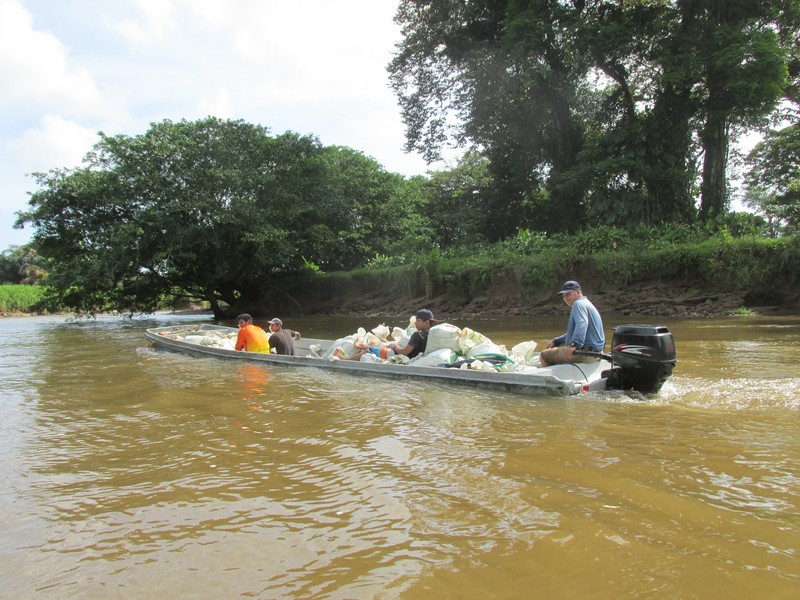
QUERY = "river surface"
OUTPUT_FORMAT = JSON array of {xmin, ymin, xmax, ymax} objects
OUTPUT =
[{"xmin": 1, "ymin": 313, "xmax": 798, "ymax": 599}]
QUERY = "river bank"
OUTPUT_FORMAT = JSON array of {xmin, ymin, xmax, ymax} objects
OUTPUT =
[
  {"xmin": 287, "ymin": 276, "xmax": 798, "ymax": 320},
  {"xmin": 4, "ymin": 276, "xmax": 798, "ymax": 321}
]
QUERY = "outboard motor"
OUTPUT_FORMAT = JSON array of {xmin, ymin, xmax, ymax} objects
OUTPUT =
[{"xmin": 605, "ymin": 325, "xmax": 676, "ymax": 394}]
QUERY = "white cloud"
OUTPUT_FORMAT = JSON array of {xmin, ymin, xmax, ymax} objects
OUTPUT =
[
  {"xmin": 195, "ymin": 86, "xmax": 232, "ymax": 120},
  {"xmin": 1, "ymin": 0, "xmax": 435, "ymax": 247},
  {"xmin": 0, "ymin": 115, "xmax": 98, "ymax": 247},
  {"xmin": 9, "ymin": 115, "xmax": 98, "ymax": 174},
  {"xmin": 113, "ymin": 0, "xmax": 176, "ymax": 45},
  {"xmin": 0, "ymin": 0, "xmax": 105, "ymax": 117}
]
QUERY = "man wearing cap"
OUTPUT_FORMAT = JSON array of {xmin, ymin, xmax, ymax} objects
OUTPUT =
[
  {"xmin": 539, "ymin": 281, "xmax": 605, "ymax": 367},
  {"xmin": 388, "ymin": 309, "xmax": 439, "ymax": 359},
  {"xmin": 335, "ymin": 309, "xmax": 438, "ymax": 361},
  {"xmin": 267, "ymin": 318, "xmax": 301, "ymax": 355}
]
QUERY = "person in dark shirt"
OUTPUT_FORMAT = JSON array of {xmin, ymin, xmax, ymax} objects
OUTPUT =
[
  {"xmin": 392, "ymin": 309, "xmax": 438, "ymax": 359},
  {"xmin": 267, "ymin": 318, "xmax": 301, "ymax": 355},
  {"xmin": 337, "ymin": 309, "xmax": 439, "ymax": 361}
]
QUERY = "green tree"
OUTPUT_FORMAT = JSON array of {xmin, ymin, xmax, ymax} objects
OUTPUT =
[
  {"xmin": 390, "ymin": 0, "xmax": 592, "ymax": 235},
  {"xmin": 421, "ymin": 150, "xmax": 494, "ymax": 247},
  {"xmin": 692, "ymin": 1, "xmax": 788, "ymax": 220},
  {"xmin": 745, "ymin": 123, "xmax": 800, "ymax": 234},
  {"xmin": 389, "ymin": 0, "xmax": 794, "ymax": 230},
  {"xmin": 0, "ymin": 244, "xmax": 48, "ymax": 284},
  {"xmin": 16, "ymin": 118, "xmax": 419, "ymax": 318},
  {"xmin": 310, "ymin": 146, "xmax": 431, "ymax": 268}
]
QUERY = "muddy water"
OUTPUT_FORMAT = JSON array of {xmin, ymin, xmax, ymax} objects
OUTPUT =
[{"xmin": 1, "ymin": 313, "xmax": 798, "ymax": 599}]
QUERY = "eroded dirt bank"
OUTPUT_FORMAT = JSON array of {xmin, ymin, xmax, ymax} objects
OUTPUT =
[{"xmin": 282, "ymin": 275, "xmax": 799, "ymax": 320}]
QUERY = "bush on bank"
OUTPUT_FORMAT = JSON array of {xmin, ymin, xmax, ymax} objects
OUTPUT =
[
  {"xmin": 5, "ymin": 226, "xmax": 799, "ymax": 317},
  {"xmin": 299, "ymin": 231, "xmax": 800, "ymax": 314},
  {"xmin": 0, "ymin": 284, "xmax": 48, "ymax": 313}
]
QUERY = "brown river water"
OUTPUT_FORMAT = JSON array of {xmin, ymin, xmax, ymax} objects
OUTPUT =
[{"xmin": 1, "ymin": 313, "xmax": 798, "ymax": 599}]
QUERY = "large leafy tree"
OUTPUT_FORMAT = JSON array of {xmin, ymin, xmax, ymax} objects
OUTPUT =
[
  {"xmin": 691, "ymin": 1, "xmax": 789, "ymax": 220},
  {"xmin": 312, "ymin": 146, "xmax": 431, "ymax": 267},
  {"xmin": 0, "ymin": 244, "xmax": 48, "ymax": 284},
  {"xmin": 389, "ymin": 0, "xmax": 793, "ymax": 231},
  {"xmin": 421, "ymin": 150, "xmax": 494, "ymax": 246},
  {"xmin": 745, "ymin": 123, "xmax": 800, "ymax": 234},
  {"xmin": 390, "ymin": 0, "xmax": 592, "ymax": 236},
  {"xmin": 16, "ymin": 118, "xmax": 416, "ymax": 317}
]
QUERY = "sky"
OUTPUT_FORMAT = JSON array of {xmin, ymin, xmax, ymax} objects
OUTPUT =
[{"xmin": 0, "ymin": 0, "xmax": 441, "ymax": 248}]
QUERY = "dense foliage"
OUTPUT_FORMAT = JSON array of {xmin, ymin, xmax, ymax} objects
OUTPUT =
[
  {"xmin": 16, "ymin": 118, "xmax": 428, "ymax": 318},
  {"xmin": 13, "ymin": 0, "xmax": 800, "ymax": 318},
  {"xmin": 0, "ymin": 244, "xmax": 48, "ymax": 285},
  {"xmin": 745, "ymin": 123, "xmax": 800, "ymax": 234},
  {"xmin": 389, "ymin": 0, "xmax": 796, "ymax": 235},
  {"xmin": 0, "ymin": 284, "xmax": 47, "ymax": 313}
]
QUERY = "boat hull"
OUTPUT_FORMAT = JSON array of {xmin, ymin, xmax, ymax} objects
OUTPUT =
[{"xmin": 144, "ymin": 324, "xmax": 612, "ymax": 397}]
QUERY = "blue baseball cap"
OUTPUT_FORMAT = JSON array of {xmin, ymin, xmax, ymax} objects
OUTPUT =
[{"xmin": 558, "ymin": 280, "xmax": 581, "ymax": 294}]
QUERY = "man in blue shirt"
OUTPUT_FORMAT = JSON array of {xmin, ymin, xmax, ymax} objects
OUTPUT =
[{"xmin": 539, "ymin": 280, "xmax": 606, "ymax": 367}]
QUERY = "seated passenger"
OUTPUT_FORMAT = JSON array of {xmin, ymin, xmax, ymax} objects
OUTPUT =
[
  {"xmin": 235, "ymin": 313, "xmax": 270, "ymax": 354},
  {"xmin": 538, "ymin": 281, "xmax": 605, "ymax": 367},
  {"xmin": 334, "ymin": 309, "xmax": 439, "ymax": 361},
  {"xmin": 267, "ymin": 317, "xmax": 301, "ymax": 355}
]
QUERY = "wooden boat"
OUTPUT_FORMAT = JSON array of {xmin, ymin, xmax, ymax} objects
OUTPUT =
[{"xmin": 144, "ymin": 323, "xmax": 676, "ymax": 396}]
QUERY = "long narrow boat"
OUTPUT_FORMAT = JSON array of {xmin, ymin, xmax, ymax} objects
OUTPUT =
[{"xmin": 144, "ymin": 323, "xmax": 676, "ymax": 397}]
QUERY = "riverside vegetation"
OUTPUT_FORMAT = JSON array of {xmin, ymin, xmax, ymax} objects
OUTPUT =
[
  {"xmin": 0, "ymin": 284, "xmax": 47, "ymax": 315},
  {"xmin": 274, "ymin": 225, "xmax": 800, "ymax": 319},
  {"xmin": 5, "ymin": 224, "xmax": 797, "ymax": 318},
  {"xmin": 13, "ymin": 116, "xmax": 800, "ymax": 320}
]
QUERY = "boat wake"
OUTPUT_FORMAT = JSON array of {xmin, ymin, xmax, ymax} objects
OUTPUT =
[{"xmin": 653, "ymin": 376, "xmax": 800, "ymax": 410}]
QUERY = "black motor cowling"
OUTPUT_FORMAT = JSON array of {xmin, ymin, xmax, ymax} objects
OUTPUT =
[{"xmin": 605, "ymin": 325, "xmax": 676, "ymax": 394}]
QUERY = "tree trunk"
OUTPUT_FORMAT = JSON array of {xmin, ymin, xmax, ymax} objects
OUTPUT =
[
  {"xmin": 643, "ymin": 85, "xmax": 696, "ymax": 224},
  {"xmin": 205, "ymin": 292, "xmax": 225, "ymax": 320},
  {"xmin": 699, "ymin": 110, "xmax": 729, "ymax": 221}
]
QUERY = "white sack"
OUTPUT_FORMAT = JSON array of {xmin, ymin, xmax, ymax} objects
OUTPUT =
[
  {"xmin": 371, "ymin": 323, "xmax": 390, "ymax": 341},
  {"xmin": 510, "ymin": 340, "xmax": 538, "ymax": 363},
  {"xmin": 425, "ymin": 323, "xmax": 462, "ymax": 354},
  {"xmin": 408, "ymin": 348, "xmax": 457, "ymax": 367},
  {"xmin": 458, "ymin": 327, "xmax": 490, "ymax": 353},
  {"xmin": 465, "ymin": 341, "xmax": 507, "ymax": 360}
]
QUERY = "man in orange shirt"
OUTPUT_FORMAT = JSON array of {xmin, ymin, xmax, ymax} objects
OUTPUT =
[{"xmin": 235, "ymin": 313, "xmax": 270, "ymax": 354}]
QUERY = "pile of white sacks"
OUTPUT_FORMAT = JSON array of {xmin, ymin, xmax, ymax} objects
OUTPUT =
[
  {"xmin": 182, "ymin": 330, "xmax": 237, "ymax": 350},
  {"xmin": 318, "ymin": 316, "xmax": 540, "ymax": 372}
]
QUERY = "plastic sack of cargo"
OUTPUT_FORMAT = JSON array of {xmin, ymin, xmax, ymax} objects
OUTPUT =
[
  {"xmin": 465, "ymin": 341, "xmax": 509, "ymax": 361},
  {"xmin": 388, "ymin": 353, "xmax": 409, "ymax": 365},
  {"xmin": 391, "ymin": 326, "xmax": 407, "ymax": 341},
  {"xmin": 184, "ymin": 334, "xmax": 207, "ymax": 345},
  {"xmin": 458, "ymin": 327, "xmax": 490, "ymax": 354},
  {"xmin": 404, "ymin": 316, "xmax": 417, "ymax": 337},
  {"xmin": 371, "ymin": 323, "xmax": 390, "ymax": 341},
  {"xmin": 425, "ymin": 323, "xmax": 462, "ymax": 354},
  {"xmin": 359, "ymin": 352, "xmax": 382, "ymax": 363},
  {"xmin": 210, "ymin": 337, "xmax": 236, "ymax": 350},
  {"xmin": 408, "ymin": 348, "xmax": 457, "ymax": 367},
  {"xmin": 322, "ymin": 336, "xmax": 359, "ymax": 360},
  {"xmin": 363, "ymin": 331, "xmax": 383, "ymax": 346},
  {"xmin": 510, "ymin": 340, "xmax": 538, "ymax": 363},
  {"xmin": 457, "ymin": 358, "xmax": 497, "ymax": 371}
]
